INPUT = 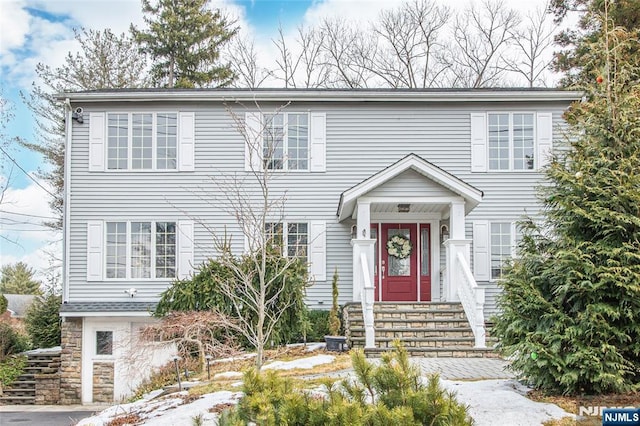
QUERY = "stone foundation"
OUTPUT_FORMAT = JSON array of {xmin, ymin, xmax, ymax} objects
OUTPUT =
[
  {"xmin": 92, "ymin": 362, "xmax": 114, "ymax": 403},
  {"xmin": 60, "ymin": 317, "xmax": 82, "ymax": 404}
]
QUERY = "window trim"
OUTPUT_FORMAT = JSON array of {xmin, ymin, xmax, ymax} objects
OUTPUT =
[
  {"xmin": 487, "ymin": 111, "xmax": 537, "ymax": 172},
  {"xmin": 265, "ymin": 220, "xmax": 309, "ymax": 261},
  {"xmin": 489, "ymin": 221, "xmax": 519, "ymax": 282},
  {"xmin": 106, "ymin": 112, "xmax": 179, "ymax": 172},
  {"xmin": 95, "ymin": 330, "xmax": 114, "ymax": 357},
  {"xmin": 263, "ymin": 112, "xmax": 310, "ymax": 172},
  {"xmin": 104, "ymin": 220, "xmax": 177, "ymax": 281}
]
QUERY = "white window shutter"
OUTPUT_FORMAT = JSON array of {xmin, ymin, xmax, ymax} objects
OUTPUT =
[
  {"xmin": 178, "ymin": 221, "xmax": 194, "ymax": 279},
  {"xmin": 89, "ymin": 113, "xmax": 105, "ymax": 171},
  {"xmin": 309, "ymin": 221, "xmax": 326, "ymax": 281},
  {"xmin": 87, "ymin": 221, "xmax": 104, "ymax": 281},
  {"xmin": 310, "ymin": 113, "xmax": 326, "ymax": 172},
  {"xmin": 472, "ymin": 220, "xmax": 490, "ymax": 281},
  {"xmin": 178, "ymin": 112, "xmax": 195, "ymax": 171},
  {"xmin": 536, "ymin": 112, "xmax": 553, "ymax": 169},
  {"xmin": 470, "ymin": 113, "xmax": 487, "ymax": 172},
  {"xmin": 245, "ymin": 112, "xmax": 262, "ymax": 172}
]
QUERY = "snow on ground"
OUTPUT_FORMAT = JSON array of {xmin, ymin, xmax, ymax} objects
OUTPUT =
[
  {"xmin": 76, "ymin": 391, "xmax": 241, "ymax": 426},
  {"xmin": 442, "ymin": 379, "xmax": 574, "ymax": 426},
  {"xmin": 285, "ymin": 342, "xmax": 327, "ymax": 352},
  {"xmin": 76, "ymin": 354, "xmax": 572, "ymax": 426},
  {"xmin": 213, "ymin": 371, "xmax": 243, "ymax": 380},
  {"xmin": 262, "ymin": 354, "xmax": 335, "ymax": 370}
]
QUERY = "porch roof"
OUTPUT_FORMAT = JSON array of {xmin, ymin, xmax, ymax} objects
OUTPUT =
[{"xmin": 337, "ymin": 154, "xmax": 483, "ymax": 221}]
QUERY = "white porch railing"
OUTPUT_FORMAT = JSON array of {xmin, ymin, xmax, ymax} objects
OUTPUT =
[
  {"xmin": 455, "ymin": 251, "xmax": 486, "ymax": 347},
  {"xmin": 359, "ymin": 252, "xmax": 376, "ymax": 348}
]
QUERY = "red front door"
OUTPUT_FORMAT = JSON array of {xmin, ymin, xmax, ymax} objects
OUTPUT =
[{"xmin": 381, "ymin": 224, "xmax": 418, "ymax": 301}]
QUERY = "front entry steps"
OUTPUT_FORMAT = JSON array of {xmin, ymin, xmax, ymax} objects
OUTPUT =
[{"xmin": 344, "ymin": 302, "xmax": 498, "ymax": 358}]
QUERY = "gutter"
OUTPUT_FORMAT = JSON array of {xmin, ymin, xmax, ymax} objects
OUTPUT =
[
  {"xmin": 54, "ymin": 89, "xmax": 584, "ymax": 104},
  {"xmin": 63, "ymin": 99, "xmax": 72, "ymax": 303}
]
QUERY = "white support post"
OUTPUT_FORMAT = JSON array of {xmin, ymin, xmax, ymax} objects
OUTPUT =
[
  {"xmin": 444, "ymin": 200, "xmax": 468, "ymax": 301},
  {"xmin": 356, "ymin": 201, "xmax": 371, "ymax": 239}
]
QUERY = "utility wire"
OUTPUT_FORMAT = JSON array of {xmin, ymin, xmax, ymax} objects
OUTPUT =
[
  {"xmin": 0, "ymin": 145, "xmax": 57, "ymax": 199},
  {"xmin": 0, "ymin": 210, "xmax": 57, "ymax": 220}
]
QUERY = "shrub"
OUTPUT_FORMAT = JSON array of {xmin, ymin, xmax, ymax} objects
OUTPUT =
[
  {"xmin": 0, "ymin": 322, "xmax": 30, "ymax": 360},
  {"xmin": 219, "ymin": 342, "xmax": 473, "ymax": 426},
  {"xmin": 155, "ymin": 251, "xmax": 309, "ymax": 348},
  {"xmin": 0, "ymin": 355, "xmax": 27, "ymax": 386},
  {"xmin": 328, "ymin": 268, "xmax": 341, "ymax": 336},
  {"xmin": 302, "ymin": 310, "xmax": 330, "ymax": 342},
  {"xmin": 24, "ymin": 293, "xmax": 61, "ymax": 348}
]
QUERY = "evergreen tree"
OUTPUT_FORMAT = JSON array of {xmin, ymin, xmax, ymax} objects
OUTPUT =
[
  {"xmin": 0, "ymin": 262, "xmax": 42, "ymax": 295},
  {"xmin": 494, "ymin": 9, "xmax": 640, "ymax": 394},
  {"xmin": 131, "ymin": 0, "xmax": 237, "ymax": 88},
  {"xmin": 24, "ymin": 293, "xmax": 61, "ymax": 348},
  {"xmin": 550, "ymin": 0, "xmax": 640, "ymax": 87},
  {"xmin": 21, "ymin": 28, "xmax": 148, "ymax": 229}
]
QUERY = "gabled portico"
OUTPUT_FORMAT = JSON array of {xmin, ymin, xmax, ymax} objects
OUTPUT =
[{"xmin": 337, "ymin": 154, "xmax": 487, "ymax": 348}]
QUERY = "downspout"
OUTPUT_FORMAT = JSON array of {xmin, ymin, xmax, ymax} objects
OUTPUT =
[{"xmin": 63, "ymin": 99, "xmax": 72, "ymax": 303}]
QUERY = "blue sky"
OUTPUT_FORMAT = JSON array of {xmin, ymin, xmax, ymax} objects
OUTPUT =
[{"xmin": 0, "ymin": 0, "xmax": 553, "ymax": 277}]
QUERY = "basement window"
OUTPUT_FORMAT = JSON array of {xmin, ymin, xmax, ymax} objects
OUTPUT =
[{"xmin": 96, "ymin": 331, "xmax": 113, "ymax": 355}]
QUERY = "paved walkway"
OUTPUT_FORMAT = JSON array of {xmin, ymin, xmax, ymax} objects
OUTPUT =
[{"xmin": 412, "ymin": 358, "xmax": 513, "ymax": 380}]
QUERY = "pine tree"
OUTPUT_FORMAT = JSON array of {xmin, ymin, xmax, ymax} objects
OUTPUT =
[
  {"xmin": 21, "ymin": 28, "xmax": 148, "ymax": 230},
  {"xmin": 494, "ymin": 7, "xmax": 640, "ymax": 395},
  {"xmin": 131, "ymin": 0, "xmax": 238, "ymax": 88},
  {"xmin": 24, "ymin": 293, "xmax": 61, "ymax": 348},
  {"xmin": 0, "ymin": 262, "xmax": 42, "ymax": 295},
  {"xmin": 550, "ymin": 0, "xmax": 640, "ymax": 87}
]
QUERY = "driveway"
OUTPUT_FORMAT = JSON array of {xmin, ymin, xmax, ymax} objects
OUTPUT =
[{"xmin": 0, "ymin": 405, "xmax": 104, "ymax": 426}]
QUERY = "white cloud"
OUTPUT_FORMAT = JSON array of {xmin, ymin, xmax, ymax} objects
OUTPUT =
[{"xmin": 0, "ymin": 0, "xmax": 31, "ymax": 55}]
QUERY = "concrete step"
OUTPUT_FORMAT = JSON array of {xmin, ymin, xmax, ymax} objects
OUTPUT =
[
  {"xmin": 0, "ymin": 396, "xmax": 36, "ymax": 405},
  {"xmin": 2, "ymin": 388, "xmax": 36, "ymax": 394},
  {"xmin": 364, "ymin": 347, "xmax": 500, "ymax": 358},
  {"xmin": 349, "ymin": 326, "xmax": 475, "ymax": 338},
  {"xmin": 351, "ymin": 336, "xmax": 476, "ymax": 348},
  {"xmin": 348, "ymin": 319, "xmax": 472, "ymax": 329}
]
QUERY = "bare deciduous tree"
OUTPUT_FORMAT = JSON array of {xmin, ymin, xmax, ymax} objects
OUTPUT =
[
  {"xmin": 227, "ymin": 36, "xmax": 272, "ymax": 88},
  {"xmin": 372, "ymin": 0, "xmax": 451, "ymax": 88},
  {"xmin": 448, "ymin": 0, "xmax": 521, "ymax": 87},
  {"xmin": 183, "ymin": 102, "xmax": 310, "ymax": 370},
  {"xmin": 503, "ymin": 4, "xmax": 557, "ymax": 87},
  {"xmin": 141, "ymin": 311, "xmax": 240, "ymax": 372}
]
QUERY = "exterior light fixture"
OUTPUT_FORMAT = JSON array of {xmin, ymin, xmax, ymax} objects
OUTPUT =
[{"xmin": 397, "ymin": 204, "xmax": 410, "ymax": 213}]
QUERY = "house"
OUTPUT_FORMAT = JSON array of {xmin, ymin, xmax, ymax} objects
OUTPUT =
[
  {"xmin": 56, "ymin": 88, "xmax": 581, "ymax": 403},
  {"xmin": 2, "ymin": 293, "xmax": 37, "ymax": 319}
]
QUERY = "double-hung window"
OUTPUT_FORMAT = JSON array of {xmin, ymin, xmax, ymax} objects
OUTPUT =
[
  {"xmin": 489, "ymin": 222, "xmax": 521, "ymax": 280},
  {"xmin": 263, "ymin": 113, "xmax": 309, "ymax": 171},
  {"xmin": 265, "ymin": 222, "xmax": 308, "ymax": 261},
  {"xmin": 106, "ymin": 221, "xmax": 177, "ymax": 279},
  {"xmin": 488, "ymin": 113, "xmax": 535, "ymax": 171},
  {"xmin": 107, "ymin": 113, "xmax": 177, "ymax": 170}
]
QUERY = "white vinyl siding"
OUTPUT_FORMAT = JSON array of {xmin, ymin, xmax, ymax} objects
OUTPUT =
[{"xmin": 70, "ymin": 100, "xmax": 570, "ymax": 310}]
